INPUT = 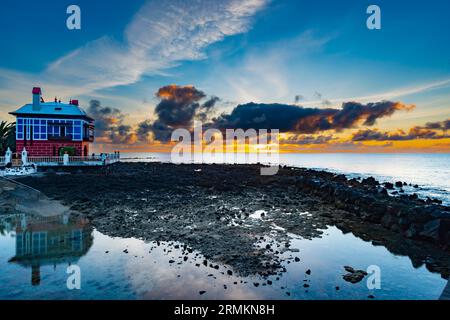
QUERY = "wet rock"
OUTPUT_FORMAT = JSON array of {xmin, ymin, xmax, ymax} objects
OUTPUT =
[
  {"xmin": 344, "ymin": 266, "xmax": 355, "ymax": 273},
  {"xmin": 395, "ymin": 181, "xmax": 403, "ymax": 188},
  {"xmin": 342, "ymin": 267, "xmax": 367, "ymax": 284},
  {"xmin": 409, "ymin": 194, "xmax": 418, "ymax": 200},
  {"xmin": 362, "ymin": 177, "xmax": 378, "ymax": 186},
  {"xmin": 384, "ymin": 182, "xmax": 394, "ymax": 190}
]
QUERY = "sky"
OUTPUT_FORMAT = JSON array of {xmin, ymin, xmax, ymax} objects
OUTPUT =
[{"xmin": 0, "ymin": 0, "xmax": 449, "ymax": 153}]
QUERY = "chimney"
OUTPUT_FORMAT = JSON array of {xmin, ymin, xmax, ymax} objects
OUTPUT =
[
  {"xmin": 71, "ymin": 99, "xmax": 79, "ymax": 106},
  {"xmin": 32, "ymin": 87, "xmax": 41, "ymax": 111}
]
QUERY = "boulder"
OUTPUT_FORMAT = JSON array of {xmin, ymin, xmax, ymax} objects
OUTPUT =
[
  {"xmin": 362, "ymin": 177, "xmax": 378, "ymax": 186},
  {"xmin": 384, "ymin": 182, "xmax": 394, "ymax": 189},
  {"xmin": 342, "ymin": 267, "xmax": 367, "ymax": 284}
]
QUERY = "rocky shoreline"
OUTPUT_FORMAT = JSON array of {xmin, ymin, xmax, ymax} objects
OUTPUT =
[{"xmin": 14, "ymin": 162, "xmax": 450, "ymax": 278}]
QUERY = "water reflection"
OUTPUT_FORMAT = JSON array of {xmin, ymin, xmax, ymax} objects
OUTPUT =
[
  {"xmin": 441, "ymin": 280, "xmax": 450, "ymax": 300},
  {"xmin": 5, "ymin": 213, "xmax": 92, "ymax": 286},
  {"xmin": 0, "ymin": 178, "xmax": 448, "ymax": 299}
]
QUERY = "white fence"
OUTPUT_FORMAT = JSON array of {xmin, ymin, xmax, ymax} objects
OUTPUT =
[{"xmin": 2, "ymin": 153, "xmax": 120, "ymax": 167}]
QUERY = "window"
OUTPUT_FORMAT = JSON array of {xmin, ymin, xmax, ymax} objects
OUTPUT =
[
  {"xmin": 32, "ymin": 232, "xmax": 47, "ymax": 255},
  {"xmin": 16, "ymin": 118, "xmax": 24, "ymax": 140},
  {"xmin": 29, "ymin": 119, "xmax": 47, "ymax": 140},
  {"xmin": 16, "ymin": 118, "xmax": 86, "ymax": 140},
  {"xmin": 73, "ymin": 122, "xmax": 82, "ymax": 140},
  {"xmin": 72, "ymin": 230, "xmax": 83, "ymax": 251}
]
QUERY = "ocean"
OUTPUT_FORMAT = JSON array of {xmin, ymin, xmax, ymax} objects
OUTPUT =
[{"xmin": 121, "ymin": 152, "xmax": 450, "ymax": 206}]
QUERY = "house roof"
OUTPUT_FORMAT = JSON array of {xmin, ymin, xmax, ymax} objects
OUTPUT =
[{"xmin": 9, "ymin": 102, "xmax": 94, "ymax": 121}]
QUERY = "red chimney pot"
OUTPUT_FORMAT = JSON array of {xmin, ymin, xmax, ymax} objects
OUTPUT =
[
  {"xmin": 32, "ymin": 87, "xmax": 41, "ymax": 94},
  {"xmin": 71, "ymin": 99, "xmax": 79, "ymax": 106}
]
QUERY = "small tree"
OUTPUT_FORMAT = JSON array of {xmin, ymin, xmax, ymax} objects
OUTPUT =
[
  {"xmin": 0, "ymin": 121, "xmax": 15, "ymax": 155},
  {"xmin": 59, "ymin": 146, "xmax": 76, "ymax": 156}
]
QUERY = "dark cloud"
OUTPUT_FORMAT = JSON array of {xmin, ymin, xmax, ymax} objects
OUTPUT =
[
  {"xmin": 424, "ymin": 119, "xmax": 450, "ymax": 131},
  {"xmin": 197, "ymin": 96, "xmax": 220, "ymax": 122},
  {"xmin": 136, "ymin": 120, "xmax": 154, "ymax": 142},
  {"xmin": 281, "ymin": 134, "xmax": 335, "ymax": 145},
  {"xmin": 352, "ymin": 119, "xmax": 450, "ymax": 142},
  {"xmin": 155, "ymin": 85, "xmax": 205, "ymax": 127},
  {"xmin": 352, "ymin": 126, "xmax": 450, "ymax": 142},
  {"xmin": 87, "ymin": 100, "xmax": 135, "ymax": 144},
  {"xmin": 150, "ymin": 85, "xmax": 219, "ymax": 141},
  {"xmin": 210, "ymin": 101, "xmax": 414, "ymax": 134}
]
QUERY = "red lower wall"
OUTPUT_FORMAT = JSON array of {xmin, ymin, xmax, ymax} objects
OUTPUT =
[{"xmin": 16, "ymin": 140, "xmax": 90, "ymax": 156}]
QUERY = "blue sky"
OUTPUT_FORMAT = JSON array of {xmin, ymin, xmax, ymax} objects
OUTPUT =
[{"xmin": 1, "ymin": 0, "xmax": 449, "ymax": 149}]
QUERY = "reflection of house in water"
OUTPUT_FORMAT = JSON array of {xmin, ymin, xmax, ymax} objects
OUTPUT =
[{"xmin": 8, "ymin": 213, "xmax": 93, "ymax": 286}]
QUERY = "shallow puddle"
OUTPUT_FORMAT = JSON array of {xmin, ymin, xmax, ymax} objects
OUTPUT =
[{"xmin": 0, "ymin": 212, "xmax": 447, "ymax": 300}]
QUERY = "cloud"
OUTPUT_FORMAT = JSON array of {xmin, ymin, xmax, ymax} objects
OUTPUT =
[
  {"xmin": 302, "ymin": 79, "xmax": 450, "ymax": 108},
  {"xmin": 89, "ymin": 83, "xmax": 417, "ymax": 145},
  {"xmin": 210, "ymin": 101, "xmax": 414, "ymax": 133},
  {"xmin": 281, "ymin": 134, "xmax": 335, "ymax": 145},
  {"xmin": 147, "ymin": 85, "xmax": 220, "ymax": 141},
  {"xmin": 352, "ymin": 120, "xmax": 450, "ymax": 141},
  {"xmin": 87, "ymin": 100, "xmax": 136, "ymax": 144},
  {"xmin": 216, "ymin": 30, "xmax": 333, "ymax": 103},
  {"xmin": 51, "ymin": 0, "xmax": 269, "ymax": 93},
  {"xmin": 423, "ymin": 119, "xmax": 450, "ymax": 131},
  {"xmin": 135, "ymin": 120, "xmax": 154, "ymax": 143},
  {"xmin": 87, "ymin": 85, "xmax": 220, "ymax": 144},
  {"xmin": 0, "ymin": 0, "xmax": 268, "ymax": 107}
]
